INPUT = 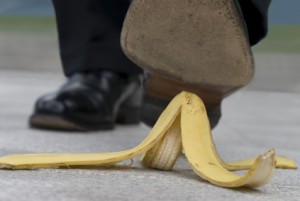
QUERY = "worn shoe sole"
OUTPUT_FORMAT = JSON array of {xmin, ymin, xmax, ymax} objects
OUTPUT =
[
  {"xmin": 121, "ymin": 0, "xmax": 254, "ymax": 127},
  {"xmin": 29, "ymin": 115, "xmax": 87, "ymax": 131},
  {"xmin": 29, "ymin": 107, "xmax": 141, "ymax": 131}
]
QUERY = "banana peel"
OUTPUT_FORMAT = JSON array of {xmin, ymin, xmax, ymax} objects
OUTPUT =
[{"xmin": 0, "ymin": 92, "xmax": 297, "ymax": 188}]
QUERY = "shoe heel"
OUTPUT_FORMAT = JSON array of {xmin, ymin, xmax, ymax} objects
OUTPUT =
[
  {"xmin": 117, "ymin": 107, "xmax": 141, "ymax": 124},
  {"xmin": 117, "ymin": 81, "xmax": 143, "ymax": 124},
  {"xmin": 141, "ymin": 94, "xmax": 168, "ymax": 128},
  {"xmin": 142, "ymin": 74, "xmax": 222, "ymax": 128}
]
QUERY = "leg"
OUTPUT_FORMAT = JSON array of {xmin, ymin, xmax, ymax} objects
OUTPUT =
[
  {"xmin": 30, "ymin": 0, "xmax": 143, "ymax": 131},
  {"xmin": 52, "ymin": 0, "xmax": 142, "ymax": 76},
  {"xmin": 239, "ymin": 0, "xmax": 272, "ymax": 45}
]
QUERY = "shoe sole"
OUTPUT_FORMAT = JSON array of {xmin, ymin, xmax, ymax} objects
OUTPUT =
[
  {"xmin": 29, "ymin": 115, "xmax": 88, "ymax": 131},
  {"xmin": 121, "ymin": 0, "xmax": 254, "ymax": 126},
  {"xmin": 29, "ymin": 106, "xmax": 141, "ymax": 132}
]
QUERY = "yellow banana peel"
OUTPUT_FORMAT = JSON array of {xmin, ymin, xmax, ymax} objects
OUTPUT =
[{"xmin": 0, "ymin": 92, "xmax": 297, "ymax": 188}]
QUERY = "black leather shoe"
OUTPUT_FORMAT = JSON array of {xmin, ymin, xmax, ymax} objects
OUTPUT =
[
  {"xmin": 29, "ymin": 71, "xmax": 143, "ymax": 131},
  {"xmin": 122, "ymin": 0, "xmax": 253, "ymax": 129}
]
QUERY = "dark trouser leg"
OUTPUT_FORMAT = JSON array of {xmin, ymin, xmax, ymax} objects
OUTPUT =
[
  {"xmin": 52, "ymin": 0, "xmax": 272, "ymax": 77},
  {"xmin": 239, "ymin": 0, "xmax": 273, "ymax": 46},
  {"xmin": 51, "ymin": 0, "xmax": 142, "ymax": 76}
]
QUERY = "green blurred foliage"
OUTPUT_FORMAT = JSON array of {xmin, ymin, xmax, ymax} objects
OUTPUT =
[
  {"xmin": 253, "ymin": 25, "xmax": 300, "ymax": 53},
  {"xmin": 0, "ymin": 16, "xmax": 56, "ymax": 34}
]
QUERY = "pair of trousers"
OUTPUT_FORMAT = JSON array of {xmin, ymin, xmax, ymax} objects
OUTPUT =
[{"xmin": 51, "ymin": 0, "xmax": 272, "ymax": 77}]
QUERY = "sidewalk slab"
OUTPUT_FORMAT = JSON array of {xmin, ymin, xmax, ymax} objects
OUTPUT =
[{"xmin": 0, "ymin": 71, "xmax": 299, "ymax": 201}]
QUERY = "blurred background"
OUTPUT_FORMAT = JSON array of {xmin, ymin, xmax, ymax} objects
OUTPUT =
[{"xmin": 0, "ymin": 0, "xmax": 299, "ymax": 93}]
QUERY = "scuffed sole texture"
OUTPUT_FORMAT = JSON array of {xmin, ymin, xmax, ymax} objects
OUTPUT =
[{"xmin": 122, "ymin": 0, "xmax": 254, "ymax": 90}]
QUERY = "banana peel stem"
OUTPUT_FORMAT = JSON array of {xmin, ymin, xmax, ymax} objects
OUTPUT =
[
  {"xmin": 0, "ymin": 92, "xmax": 297, "ymax": 188},
  {"xmin": 226, "ymin": 155, "xmax": 297, "ymax": 171}
]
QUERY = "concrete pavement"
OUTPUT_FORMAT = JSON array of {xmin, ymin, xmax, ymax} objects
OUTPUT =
[
  {"xmin": 0, "ymin": 69, "xmax": 299, "ymax": 201},
  {"xmin": 0, "ymin": 23, "xmax": 299, "ymax": 201}
]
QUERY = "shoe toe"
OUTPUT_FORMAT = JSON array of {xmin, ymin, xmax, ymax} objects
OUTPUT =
[{"xmin": 35, "ymin": 93, "xmax": 66, "ymax": 114}]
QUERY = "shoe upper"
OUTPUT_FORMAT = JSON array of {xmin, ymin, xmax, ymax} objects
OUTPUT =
[{"xmin": 33, "ymin": 71, "xmax": 143, "ymax": 123}]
